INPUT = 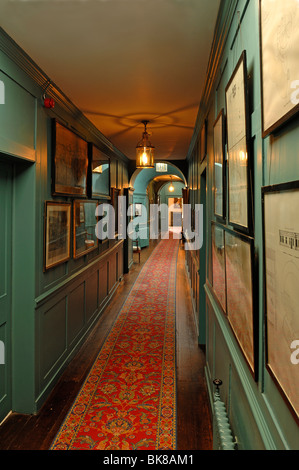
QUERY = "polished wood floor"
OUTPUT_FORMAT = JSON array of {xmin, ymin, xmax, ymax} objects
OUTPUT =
[{"xmin": 0, "ymin": 240, "xmax": 212, "ymax": 450}]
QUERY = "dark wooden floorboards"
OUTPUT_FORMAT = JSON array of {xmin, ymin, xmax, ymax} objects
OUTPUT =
[{"xmin": 0, "ymin": 240, "xmax": 212, "ymax": 450}]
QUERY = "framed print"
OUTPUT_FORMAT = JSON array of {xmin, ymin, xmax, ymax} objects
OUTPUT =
[
  {"xmin": 260, "ymin": 0, "xmax": 299, "ymax": 138},
  {"xmin": 262, "ymin": 181, "xmax": 299, "ymax": 421},
  {"xmin": 200, "ymin": 119, "xmax": 207, "ymax": 162},
  {"xmin": 110, "ymin": 187, "xmax": 120, "ymax": 237},
  {"xmin": 211, "ymin": 222, "xmax": 226, "ymax": 313},
  {"xmin": 134, "ymin": 203, "xmax": 142, "ymax": 217},
  {"xmin": 88, "ymin": 143, "xmax": 110, "ymax": 199},
  {"xmin": 52, "ymin": 120, "xmax": 88, "ymax": 197},
  {"xmin": 44, "ymin": 201, "xmax": 71, "ymax": 270},
  {"xmin": 225, "ymin": 51, "xmax": 252, "ymax": 233},
  {"xmin": 213, "ymin": 109, "xmax": 226, "ymax": 220},
  {"xmin": 225, "ymin": 228, "xmax": 258, "ymax": 379},
  {"xmin": 73, "ymin": 200, "xmax": 99, "ymax": 259}
]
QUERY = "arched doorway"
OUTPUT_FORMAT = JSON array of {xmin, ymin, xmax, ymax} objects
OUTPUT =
[{"xmin": 128, "ymin": 162, "xmax": 186, "ymax": 248}]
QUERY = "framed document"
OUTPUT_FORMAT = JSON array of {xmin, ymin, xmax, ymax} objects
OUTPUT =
[
  {"xmin": 88, "ymin": 143, "xmax": 110, "ymax": 199},
  {"xmin": 213, "ymin": 109, "xmax": 226, "ymax": 220},
  {"xmin": 44, "ymin": 201, "xmax": 71, "ymax": 270},
  {"xmin": 110, "ymin": 187, "xmax": 120, "ymax": 238},
  {"xmin": 225, "ymin": 228, "xmax": 258, "ymax": 379},
  {"xmin": 52, "ymin": 120, "xmax": 88, "ymax": 197},
  {"xmin": 260, "ymin": 0, "xmax": 299, "ymax": 137},
  {"xmin": 200, "ymin": 119, "xmax": 207, "ymax": 162},
  {"xmin": 225, "ymin": 51, "xmax": 252, "ymax": 233},
  {"xmin": 211, "ymin": 222, "xmax": 226, "ymax": 313},
  {"xmin": 262, "ymin": 181, "xmax": 299, "ymax": 421},
  {"xmin": 73, "ymin": 200, "xmax": 99, "ymax": 259}
]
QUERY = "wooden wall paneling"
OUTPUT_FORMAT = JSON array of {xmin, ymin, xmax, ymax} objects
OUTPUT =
[
  {"xmin": 85, "ymin": 270, "xmax": 99, "ymax": 323},
  {"xmin": 98, "ymin": 261, "xmax": 108, "ymax": 308},
  {"xmin": 67, "ymin": 283, "xmax": 85, "ymax": 349},
  {"xmin": 39, "ymin": 297, "xmax": 67, "ymax": 383}
]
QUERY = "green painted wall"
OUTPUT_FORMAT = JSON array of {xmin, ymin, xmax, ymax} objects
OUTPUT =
[
  {"xmin": 132, "ymin": 163, "xmax": 186, "ymax": 247},
  {"xmin": 0, "ymin": 29, "xmax": 129, "ymax": 420},
  {"xmin": 186, "ymin": 0, "xmax": 299, "ymax": 450}
]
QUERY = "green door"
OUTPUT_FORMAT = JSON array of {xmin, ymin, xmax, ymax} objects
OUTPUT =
[{"xmin": 0, "ymin": 161, "xmax": 12, "ymax": 423}]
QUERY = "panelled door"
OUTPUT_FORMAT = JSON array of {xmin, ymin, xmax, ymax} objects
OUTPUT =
[{"xmin": 0, "ymin": 161, "xmax": 12, "ymax": 423}]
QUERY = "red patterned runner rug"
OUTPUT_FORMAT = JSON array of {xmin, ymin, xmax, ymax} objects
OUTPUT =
[{"xmin": 51, "ymin": 238, "xmax": 179, "ymax": 450}]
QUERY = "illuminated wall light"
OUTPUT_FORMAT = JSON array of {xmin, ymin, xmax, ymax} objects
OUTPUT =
[{"xmin": 136, "ymin": 120, "xmax": 155, "ymax": 168}]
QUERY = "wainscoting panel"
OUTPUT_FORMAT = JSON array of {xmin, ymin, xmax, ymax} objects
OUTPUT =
[
  {"xmin": 68, "ymin": 283, "xmax": 85, "ymax": 349},
  {"xmin": 39, "ymin": 296, "xmax": 67, "ymax": 382},
  {"xmin": 35, "ymin": 241, "xmax": 124, "ymax": 411},
  {"xmin": 85, "ymin": 270, "xmax": 99, "ymax": 323}
]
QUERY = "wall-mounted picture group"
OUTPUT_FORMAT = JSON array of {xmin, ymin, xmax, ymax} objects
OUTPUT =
[
  {"xmin": 44, "ymin": 119, "xmax": 112, "ymax": 271},
  {"xmin": 211, "ymin": 222, "xmax": 258, "ymax": 380},
  {"xmin": 211, "ymin": 0, "xmax": 299, "ymax": 420}
]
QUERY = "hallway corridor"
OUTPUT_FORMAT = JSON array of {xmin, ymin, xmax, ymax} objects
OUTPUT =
[
  {"xmin": 0, "ymin": 240, "xmax": 212, "ymax": 450},
  {"xmin": 1, "ymin": 0, "xmax": 298, "ymax": 452}
]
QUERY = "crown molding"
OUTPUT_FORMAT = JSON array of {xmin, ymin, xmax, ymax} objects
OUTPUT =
[
  {"xmin": 186, "ymin": 0, "xmax": 238, "ymax": 161},
  {"xmin": 0, "ymin": 27, "xmax": 129, "ymax": 164}
]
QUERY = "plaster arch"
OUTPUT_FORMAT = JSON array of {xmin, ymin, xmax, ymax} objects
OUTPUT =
[{"xmin": 129, "ymin": 161, "xmax": 187, "ymax": 194}]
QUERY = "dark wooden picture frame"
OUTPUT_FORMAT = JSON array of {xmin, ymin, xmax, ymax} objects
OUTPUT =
[
  {"xmin": 259, "ymin": 0, "xmax": 299, "ymax": 138},
  {"xmin": 110, "ymin": 187, "xmax": 120, "ymax": 238},
  {"xmin": 213, "ymin": 109, "xmax": 226, "ymax": 221},
  {"xmin": 262, "ymin": 180, "xmax": 299, "ymax": 422},
  {"xmin": 44, "ymin": 201, "xmax": 71, "ymax": 271},
  {"xmin": 200, "ymin": 118, "xmax": 207, "ymax": 162},
  {"xmin": 73, "ymin": 199, "xmax": 99, "ymax": 259},
  {"xmin": 225, "ymin": 51, "xmax": 252, "ymax": 234},
  {"xmin": 224, "ymin": 227, "xmax": 258, "ymax": 380},
  {"xmin": 51, "ymin": 119, "xmax": 89, "ymax": 197},
  {"xmin": 88, "ymin": 143, "xmax": 111, "ymax": 199}
]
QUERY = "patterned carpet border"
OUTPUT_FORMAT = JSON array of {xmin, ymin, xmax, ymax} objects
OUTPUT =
[{"xmin": 50, "ymin": 239, "xmax": 179, "ymax": 450}]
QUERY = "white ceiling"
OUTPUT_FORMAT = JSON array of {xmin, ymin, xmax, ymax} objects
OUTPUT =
[{"xmin": 0, "ymin": 0, "xmax": 220, "ymax": 161}]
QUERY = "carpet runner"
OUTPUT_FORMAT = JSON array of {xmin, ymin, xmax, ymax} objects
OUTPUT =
[{"xmin": 51, "ymin": 238, "xmax": 179, "ymax": 450}]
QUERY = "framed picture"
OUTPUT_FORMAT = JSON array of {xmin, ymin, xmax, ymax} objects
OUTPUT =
[
  {"xmin": 213, "ymin": 109, "xmax": 226, "ymax": 220},
  {"xmin": 44, "ymin": 201, "xmax": 71, "ymax": 270},
  {"xmin": 259, "ymin": 0, "xmax": 299, "ymax": 138},
  {"xmin": 262, "ymin": 181, "xmax": 299, "ymax": 421},
  {"xmin": 73, "ymin": 200, "xmax": 99, "ymax": 259},
  {"xmin": 110, "ymin": 187, "xmax": 120, "ymax": 237},
  {"xmin": 200, "ymin": 119, "xmax": 207, "ymax": 162},
  {"xmin": 52, "ymin": 120, "xmax": 89, "ymax": 197},
  {"xmin": 225, "ymin": 228, "xmax": 258, "ymax": 379},
  {"xmin": 88, "ymin": 143, "xmax": 110, "ymax": 199},
  {"xmin": 225, "ymin": 51, "xmax": 252, "ymax": 233},
  {"xmin": 134, "ymin": 203, "xmax": 142, "ymax": 217},
  {"xmin": 211, "ymin": 222, "xmax": 226, "ymax": 313}
]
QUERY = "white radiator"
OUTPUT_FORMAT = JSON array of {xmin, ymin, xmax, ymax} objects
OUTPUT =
[{"xmin": 212, "ymin": 379, "xmax": 236, "ymax": 450}]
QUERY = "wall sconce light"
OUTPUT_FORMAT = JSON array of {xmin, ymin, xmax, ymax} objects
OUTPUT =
[{"xmin": 136, "ymin": 120, "xmax": 155, "ymax": 169}]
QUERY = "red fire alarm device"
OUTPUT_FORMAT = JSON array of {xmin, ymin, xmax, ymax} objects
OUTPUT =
[{"xmin": 44, "ymin": 97, "xmax": 55, "ymax": 109}]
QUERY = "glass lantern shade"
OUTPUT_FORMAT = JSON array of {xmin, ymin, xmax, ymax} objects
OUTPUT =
[
  {"xmin": 136, "ymin": 121, "xmax": 155, "ymax": 168},
  {"xmin": 136, "ymin": 145, "xmax": 155, "ymax": 168}
]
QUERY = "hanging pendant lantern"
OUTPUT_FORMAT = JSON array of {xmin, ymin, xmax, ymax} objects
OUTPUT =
[
  {"xmin": 136, "ymin": 120, "xmax": 155, "ymax": 169},
  {"xmin": 169, "ymin": 177, "xmax": 175, "ymax": 192}
]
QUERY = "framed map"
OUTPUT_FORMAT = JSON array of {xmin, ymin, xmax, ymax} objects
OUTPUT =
[
  {"xmin": 52, "ymin": 120, "xmax": 88, "ymax": 197},
  {"xmin": 260, "ymin": 0, "xmax": 299, "ymax": 137},
  {"xmin": 73, "ymin": 200, "xmax": 99, "ymax": 259},
  {"xmin": 262, "ymin": 181, "xmax": 299, "ymax": 421},
  {"xmin": 88, "ymin": 143, "xmax": 110, "ymax": 199},
  {"xmin": 211, "ymin": 222, "xmax": 226, "ymax": 313},
  {"xmin": 200, "ymin": 118, "xmax": 207, "ymax": 162},
  {"xmin": 213, "ymin": 109, "xmax": 226, "ymax": 220},
  {"xmin": 44, "ymin": 201, "xmax": 71, "ymax": 270},
  {"xmin": 225, "ymin": 228, "xmax": 258, "ymax": 379},
  {"xmin": 225, "ymin": 51, "xmax": 252, "ymax": 233}
]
